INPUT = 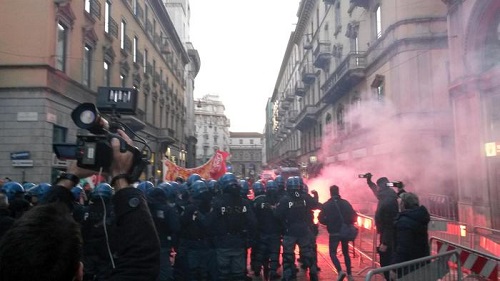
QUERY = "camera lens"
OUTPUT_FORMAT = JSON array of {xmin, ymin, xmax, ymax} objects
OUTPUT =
[{"xmin": 79, "ymin": 110, "xmax": 96, "ymax": 125}]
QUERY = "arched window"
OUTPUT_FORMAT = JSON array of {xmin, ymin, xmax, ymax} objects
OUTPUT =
[
  {"xmin": 336, "ymin": 105, "xmax": 345, "ymax": 131},
  {"xmin": 483, "ymin": 13, "xmax": 500, "ymax": 71}
]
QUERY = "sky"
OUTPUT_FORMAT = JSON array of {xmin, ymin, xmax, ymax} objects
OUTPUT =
[{"xmin": 189, "ymin": 0, "xmax": 301, "ymax": 133}]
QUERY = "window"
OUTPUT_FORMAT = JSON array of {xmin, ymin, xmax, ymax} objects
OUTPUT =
[
  {"xmin": 133, "ymin": 36, "xmax": 138, "ymax": 63},
  {"xmin": 103, "ymin": 61, "xmax": 110, "ymax": 86},
  {"xmin": 84, "ymin": 0, "xmax": 90, "ymax": 13},
  {"xmin": 104, "ymin": 0, "xmax": 110, "ymax": 33},
  {"xmin": 53, "ymin": 125, "xmax": 67, "ymax": 143},
  {"xmin": 143, "ymin": 49, "xmax": 148, "ymax": 73},
  {"xmin": 120, "ymin": 20, "xmax": 126, "ymax": 49},
  {"xmin": 375, "ymin": 5, "xmax": 382, "ymax": 39},
  {"xmin": 335, "ymin": 2, "xmax": 341, "ymax": 30},
  {"xmin": 120, "ymin": 74, "xmax": 126, "ymax": 87},
  {"xmin": 239, "ymin": 139, "xmax": 243, "ymax": 144},
  {"xmin": 132, "ymin": 0, "xmax": 137, "ymax": 15},
  {"xmin": 82, "ymin": 45, "xmax": 92, "ymax": 86},
  {"xmin": 56, "ymin": 22, "xmax": 68, "ymax": 71},
  {"xmin": 337, "ymin": 105, "xmax": 345, "ymax": 131},
  {"xmin": 250, "ymin": 139, "xmax": 254, "ymax": 144},
  {"xmin": 371, "ymin": 74, "xmax": 385, "ymax": 102}
]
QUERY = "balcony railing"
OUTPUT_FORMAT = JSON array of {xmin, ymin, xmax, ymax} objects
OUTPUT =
[
  {"xmin": 301, "ymin": 63, "xmax": 316, "ymax": 85},
  {"xmin": 321, "ymin": 52, "xmax": 366, "ymax": 104},
  {"xmin": 313, "ymin": 41, "xmax": 332, "ymax": 69},
  {"xmin": 280, "ymin": 100, "xmax": 290, "ymax": 110},
  {"xmin": 295, "ymin": 105, "xmax": 319, "ymax": 131},
  {"xmin": 135, "ymin": 50, "xmax": 143, "ymax": 67},
  {"xmin": 350, "ymin": 0, "xmax": 369, "ymax": 9}
]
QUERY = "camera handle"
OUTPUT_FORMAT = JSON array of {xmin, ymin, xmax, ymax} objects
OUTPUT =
[{"xmin": 108, "ymin": 133, "xmax": 149, "ymax": 183}]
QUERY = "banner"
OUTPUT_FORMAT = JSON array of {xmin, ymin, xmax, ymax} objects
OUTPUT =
[{"xmin": 163, "ymin": 150, "xmax": 229, "ymax": 182}]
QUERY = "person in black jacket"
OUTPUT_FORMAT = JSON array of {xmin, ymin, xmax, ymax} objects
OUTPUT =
[
  {"xmin": 366, "ymin": 174, "xmax": 399, "ymax": 280},
  {"xmin": 0, "ymin": 129, "xmax": 160, "ymax": 281},
  {"xmin": 206, "ymin": 172, "xmax": 257, "ymax": 281},
  {"xmin": 275, "ymin": 176, "xmax": 321, "ymax": 281},
  {"xmin": 0, "ymin": 193, "xmax": 14, "ymax": 239},
  {"xmin": 390, "ymin": 192, "xmax": 430, "ymax": 279},
  {"xmin": 319, "ymin": 185, "xmax": 357, "ymax": 281}
]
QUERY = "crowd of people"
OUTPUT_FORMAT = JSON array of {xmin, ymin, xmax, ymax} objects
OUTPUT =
[{"xmin": 0, "ymin": 130, "xmax": 431, "ymax": 281}]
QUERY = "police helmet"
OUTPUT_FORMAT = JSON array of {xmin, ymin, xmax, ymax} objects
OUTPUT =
[
  {"xmin": 70, "ymin": 185, "xmax": 84, "ymax": 202},
  {"xmin": 191, "ymin": 180, "xmax": 208, "ymax": 199},
  {"xmin": 137, "ymin": 181, "xmax": 154, "ymax": 194},
  {"xmin": 252, "ymin": 181, "xmax": 266, "ymax": 196},
  {"xmin": 286, "ymin": 176, "xmax": 301, "ymax": 192},
  {"xmin": 207, "ymin": 179, "xmax": 220, "ymax": 195},
  {"xmin": 2, "ymin": 182, "xmax": 25, "ymax": 201},
  {"xmin": 22, "ymin": 182, "xmax": 36, "ymax": 191},
  {"xmin": 275, "ymin": 175, "xmax": 285, "ymax": 190},
  {"xmin": 91, "ymin": 183, "xmax": 113, "ymax": 201},
  {"xmin": 239, "ymin": 179, "xmax": 250, "ymax": 197},
  {"xmin": 218, "ymin": 172, "xmax": 239, "ymax": 193},
  {"xmin": 147, "ymin": 187, "xmax": 168, "ymax": 202},
  {"xmin": 27, "ymin": 183, "xmax": 51, "ymax": 202},
  {"xmin": 295, "ymin": 176, "xmax": 305, "ymax": 191},
  {"xmin": 266, "ymin": 180, "xmax": 278, "ymax": 192},
  {"xmin": 158, "ymin": 182, "xmax": 176, "ymax": 201},
  {"xmin": 187, "ymin": 173, "xmax": 202, "ymax": 187}
]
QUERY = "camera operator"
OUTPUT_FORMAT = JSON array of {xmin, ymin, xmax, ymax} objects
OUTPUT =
[
  {"xmin": 365, "ymin": 173, "xmax": 399, "ymax": 281},
  {"xmin": 0, "ymin": 129, "xmax": 160, "ymax": 281}
]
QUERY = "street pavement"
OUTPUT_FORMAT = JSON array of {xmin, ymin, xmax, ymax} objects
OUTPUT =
[{"xmin": 249, "ymin": 225, "xmax": 379, "ymax": 281}]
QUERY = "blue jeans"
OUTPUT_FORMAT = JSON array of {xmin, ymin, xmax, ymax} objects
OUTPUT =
[{"xmin": 328, "ymin": 235, "xmax": 352, "ymax": 275}]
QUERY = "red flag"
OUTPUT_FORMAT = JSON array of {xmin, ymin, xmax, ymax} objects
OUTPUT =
[{"xmin": 163, "ymin": 150, "xmax": 230, "ymax": 181}]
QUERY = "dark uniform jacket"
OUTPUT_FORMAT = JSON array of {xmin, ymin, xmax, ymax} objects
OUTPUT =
[
  {"xmin": 47, "ymin": 186, "xmax": 160, "ymax": 281},
  {"xmin": 392, "ymin": 205, "xmax": 430, "ymax": 264}
]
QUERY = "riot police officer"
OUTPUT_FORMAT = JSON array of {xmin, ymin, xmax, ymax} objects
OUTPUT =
[
  {"xmin": 275, "ymin": 177, "xmax": 320, "ymax": 281},
  {"xmin": 207, "ymin": 173, "xmax": 257, "ymax": 281},
  {"xmin": 252, "ymin": 180, "xmax": 283, "ymax": 280},
  {"xmin": 148, "ymin": 183, "xmax": 180, "ymax": 281}
]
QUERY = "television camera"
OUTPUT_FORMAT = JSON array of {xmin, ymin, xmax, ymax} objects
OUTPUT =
[{"xmin": 53, "ymin": 87, "xmax": 150, "ymax": 182}]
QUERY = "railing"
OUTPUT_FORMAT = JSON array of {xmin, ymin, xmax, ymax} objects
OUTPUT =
[
  {"xmin": 90, "ymin": 0, "xmax": 101, "ymax": 19},
  {"xmin": 430, "ymin": 237, "xmax": 499, "ymax": 280},
  {"xmin": 123, "ymin": 35, "xmax": 132, "ymax": 54},
  {"xmin": 365, "ymin": 250, "xmax": 461, "ymax": 281},
  {"xmin": 313, "ymin": 40, "xmax": 332, "ymax": 68},
  {"xmin": 322, "ymin": 52, "xmax": 366, "ymax": 94}
]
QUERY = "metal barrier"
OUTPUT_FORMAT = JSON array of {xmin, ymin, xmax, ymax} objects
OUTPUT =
[
  {"xmin": 353, "ymin": 213, "xmax": 379, "ymax": 275},
  {"xmin": 420, "ymin": 193, "xmax": 459, "ymax": 221},
  {"xmin": 365, "ymin": 250, "xmax": 461, "ymax": 281},
  {"xmin": 470, "ymin": 226, "xmax": 500, "ymax": 258},
  {"xmin": 430, "ymin": 237, "xmax": 499, "ymax": 280},
  {"xmin": 429, "ymin": 217, "xmax": 471, "ymax": 247}
]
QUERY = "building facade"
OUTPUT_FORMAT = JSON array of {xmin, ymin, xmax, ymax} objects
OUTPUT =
[
  {"xmin": 444, "ymin": 0, "xmax": 500, "ymax": 228},
  {"xmin": 164, "ymin": 0, "xmax": 200, "ymax": 168},
  {"xmin": 194, "ymin": 94, "xmax": 230, "ymax": 166},
  {"xmin": 229, "ymin": 132, "xmax": 264, "ymax": 181},
  {"xmin": 266, "ymin": 0, "xmax": 455, "ymax": 214},
  {"xmin": 0, "ymin": 0, "xmax": 190, "ymax": 183}
]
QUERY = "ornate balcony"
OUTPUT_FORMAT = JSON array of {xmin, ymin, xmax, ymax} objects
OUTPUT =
[
  {"xmin": 301, "ymin": 63, "xmax": 316, "ymax": 85},
  {"xmin": 295, "ymin": 82, "xmax": 306, "ymax": 97},
  {"xmin": 284, "ymin": 89, "xmax": 294, "ymax": 102},
  {"xmin": 321, "ymin": 52, "xmax": 366, "ymax": 104},
  {"xmin": 350, "ymin": 0, "xmax": 369, "ymax": 9},
  {"xmin": 284, "ymin": 119, "xmax": 295, "ymax": 129},
  {"xmin": 313, "ymin": 41, "xmax": 332, "ymax": 69},
  {"xmin": 281, "ymin": 100, "xmax": 290, "ymax": 110},
  {"xmin": 295, "ymin": 105, "xmax": 319, "ymax": 131}
]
